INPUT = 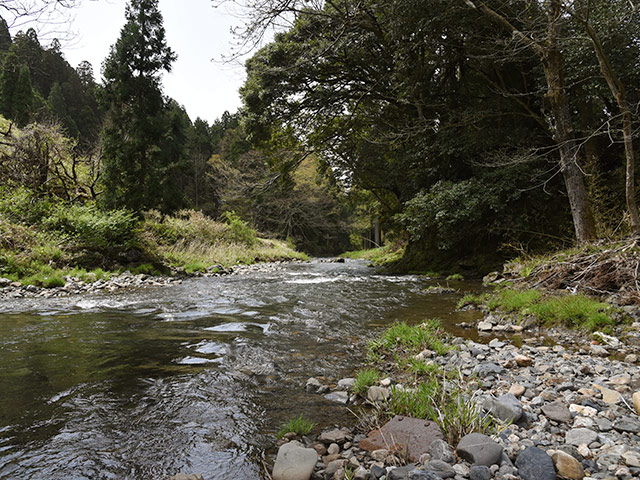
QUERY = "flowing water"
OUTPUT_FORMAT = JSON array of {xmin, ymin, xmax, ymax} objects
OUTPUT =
[{"xmin": 0, "ymin": 259, "xmax": 481, "ymax": 479}]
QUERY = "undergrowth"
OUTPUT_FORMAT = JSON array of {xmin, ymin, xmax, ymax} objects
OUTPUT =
[{"xmin": 0, "ymin": 187, "xmax": 307, "ymax": 285}]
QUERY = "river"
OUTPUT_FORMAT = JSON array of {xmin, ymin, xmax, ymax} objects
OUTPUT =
[{"xmin": 0, "ymin": 259, "xmax": 480, "ymax": 479}]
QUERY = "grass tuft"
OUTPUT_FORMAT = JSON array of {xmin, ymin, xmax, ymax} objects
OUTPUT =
[
  {"xmin": 276, "ymin": 414, "xmax": 317, "ymax": 439},
  {"xmin": 353, "ymin": 368, "xmax": 380, "ymax": 395}
]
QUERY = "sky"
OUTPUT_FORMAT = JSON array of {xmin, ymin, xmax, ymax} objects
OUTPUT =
[{"xmin": 60, "ymin": 0, "xmax": 251, "ymax": 124}]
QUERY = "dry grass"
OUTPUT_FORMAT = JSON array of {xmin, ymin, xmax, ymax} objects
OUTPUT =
[{"xmin": 508, "ymin": 237, "xmax": 640, "ymax": 304}]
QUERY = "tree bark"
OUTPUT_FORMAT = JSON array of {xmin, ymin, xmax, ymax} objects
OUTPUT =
[
  {"xmin": 463, "ymin": 0, "xmax": 596, "ymax": 242},
  {"xmin": 578, "ymin": 10, "xmax": 640, "ymax": 235}
]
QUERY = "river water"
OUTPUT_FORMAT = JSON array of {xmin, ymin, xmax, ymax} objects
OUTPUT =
[{"xmin": 0, "ymin": 259, "xmax": 480, "ymax": 479}]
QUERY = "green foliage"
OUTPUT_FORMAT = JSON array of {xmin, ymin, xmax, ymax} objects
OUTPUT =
[
  {"xmin": 485, "ymin": 289, "xmax": 542, "ymax": 312},
  {"xmin": 387, "ymin": 379, "xmax": 492, "ymax": 445},
  {"xmin": 276, "ymin": 414, "xmax": 316, "ymax": 439},
  {"xmin": 483, "ymin": 287, "xmax": 618, "ymax": 331},
  {"xmin": 222, "ymin": 211, "xmax": 258, "ymax": 246},
  {"xmin": 527, "ymin": 295, "xmax": 615, "ymax": 331},
  {"xmin": 456, "ymin": 293, "xmax": 482, "ymax": 309},
  {"xmin": 42, "ymin": 202, "xmax": 138, "ymax": 249},
  {"xmin": 353, "ymin": 368, "xmax": 380, "ymax": 395},
  {"xmin": 100, "ymin": 0, "xmax": 184, "ymax": 212},
  {"xmin": 129, "ymin": 263, "xmax": 162, "ymax": 276},
  {"xmin": 183, "ymin": 261, "xmax": 208, "ymax": 274},
  {"xmin": 341, "ymin": 245, "xmax": 405, "ymax": 266},
  {"xmin": 446, "ymin": 274, "xmax": 464, "ymax": 281},
  {"xmin": 369, "ymin": 320, "xmax": 450, "ymax": 357},
  {"xmin": 405, "ymin": 358, "xmax": 441, "ymax": 377}
]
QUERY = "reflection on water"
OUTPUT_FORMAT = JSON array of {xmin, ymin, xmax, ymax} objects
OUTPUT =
[{"xmin": 0, "ymin": 259, "xmax": 481, "ymax": 479}]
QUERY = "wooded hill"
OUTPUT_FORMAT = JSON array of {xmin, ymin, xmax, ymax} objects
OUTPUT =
[{"xmin": 2, "ymin": 0, "xmax": 640, "ymax": 274}]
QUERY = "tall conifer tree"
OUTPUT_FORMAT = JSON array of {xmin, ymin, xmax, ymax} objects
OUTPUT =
[{"xmin": 100, "ymin": 0, "xmax": 183, "ymax": 212}]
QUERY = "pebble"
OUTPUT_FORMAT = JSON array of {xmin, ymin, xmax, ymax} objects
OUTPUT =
[{"xmin": 290, "ymin": 318, "xmax": 640, "ymax": 480}]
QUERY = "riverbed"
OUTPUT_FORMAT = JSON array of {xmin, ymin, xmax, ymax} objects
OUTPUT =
[{"xmin": 0, "ymin": 259, "xmax": 480, "ymax": 479}]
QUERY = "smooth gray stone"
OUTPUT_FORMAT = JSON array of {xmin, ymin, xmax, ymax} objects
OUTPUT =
[
  {"xmin": 469, "ymin": 465, "xmax": 491, "ymax": 480},
  {"xmin": 272, "ymin": 440, "xmax": 318, "ymax": 480},
  {"xmin": 456, "ymin": 433, "xmax": 503, "ymax": 466},
  {"xmin": 565, "ymin": 428, "xmax": 598, "ymax": 446},
  {"xmin": 424, "ymin": 459, "xmax": 456, "ymax": 478},
  {"xmin": 542, "ymin": 401, "xmax": 572, "ymax": 423},
  {"xmin": 484, "ymin": 393, "xmax": 523, "ymax": 423},
  {"xmin": 473, "ymin": 362, "xmax": 503, "ymax": 377},
  {"xmin": 515, "ymin": 446, "xmax": 557, "ymax": 480}
]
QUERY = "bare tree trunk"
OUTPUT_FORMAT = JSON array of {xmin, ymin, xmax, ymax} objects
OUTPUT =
[
  {"xmin": 542, "ymin": 18, "xmax": 596, "ymax": 241},
  {"xmin": 577, "ymin": 8, "xmax": 640, "ymax": 235},
  {"xmin": 462, "ymin": 0, "xmax": 596, "ymax": 242}
]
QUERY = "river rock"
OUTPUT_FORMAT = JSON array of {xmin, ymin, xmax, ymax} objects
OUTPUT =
[
  {"xmin": 337, "ymin": 378, "xmax": 356, "ymax": 390},
  {"xmin": 515, "ymin": 354, "xmax": 533, "ymax": 367},
  {"xmin": 427, "ymin": 439, "xmax": 456, "ymax": 464},
  {"xmin": 473, "ymin": 362, "xmax": 503, "ymax": 377},
  {"xmin": 622, "ymin": 451, "xmax": 640, "ymax": 467},
  {"xmin": 0, "ymin": 277, "xmax": 11, "ymax": 287},
  {"xmin": 360, "ymin": 416, "xmax": 444, "ymax": 462},
  {"xmin": 542, "ymin": 401, "xmax": 572, "ymax": 423},
  {"xmin": 324, "ymin": 391, "xmax": 349, "ymax": 404},
  {"xmin": 565, "ymin": 428, "xmax": 598, "ymax": 446},
  {"xmin": 509, "ymin": 384, "xmax": 526, "ymax": 397},
  {"xmin": 319, "ymin": 429, "xmax": 350, "ymax": 444},
  {"xmin": 423, "ymin": 460, "xmax": 455, "ymax": 478},
  {"xmin": 408, "ymin": 469, "xmax": 441, "ymax": 480},
  {"xmin": 469, "ymin": 465, "xmax": 491, "ymax": 480},
  {"xmin": 272, "ymin": 440, "xmax": 318, "ymax": 480},
  {"xmin": 484, "ymin": 393, "xmax": 523, "ymax": 423},
  {"xmin": 456, "ymin": 433, "xmax": 503, "ymax": 466},
  {"xmin": 551, "ymin": 450, "xmax": 584, "ymax": 480},
  {"xmin": 367, "ymin": 386, "xmax": 390, "ymax": 403},
  {"xmin": 477, "ymin": 321, "xmax": 493, "ymax": 332},
  {"xmin": 613, "ymin": 416, "xmax": 640, "ymax": 433},
  {"xmin": 169, "ymin": 475, "xmax": 204, "ymax": 480},
  {"xmin": 590, "ymin": 345, "xmax": 609, "ymax": 357},
  {"xmin": 515, "ymin": 446, "xmax": 556, "ymax": 480},
  {"xmin": 388, "ymin": 465, "xmax": 417, "ymax": 480},
  {"xmin": 632, "ymin": 391, "xmax": 640, "ymax": 415},
  {"xmin": 306, "ymin": 377, "xmax": 322, "ymax": 392}
]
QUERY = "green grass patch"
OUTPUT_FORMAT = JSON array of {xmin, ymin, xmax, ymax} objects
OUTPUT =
[
  {"xmin": 456, "ymin": 293, "xmax": 481, "ymax": 309},
  {"xmin": 387, "ymin": 378, "xmax": 493, "ymax": 445},
  {"xmin": 341, "ymin": 245, "xmax": 405, "ymax": 266},
  {"xmin": 485, "ymin": 288, "xmax": 541, "ymax": 312},
  {"xmin": 353, "ymin": 368, "xmax": 380, "ymax": 395},
  {"xmin": 481, "ymin": 287, "xmax": 619, "ymax": 331},
  {"xmin": 446, "ymin": 273, "xmax": 464, "ymax": 281},
  {"xmin": 276, "ymin": 414, "xmax": 317, "ymax": 439},
  {"xmin": 368, "ymin": 319, "xmax": 450, "ymax": 357},
  {"xmin": 527, "ymin": 294, "xmax": 614, "ymax": 331}
]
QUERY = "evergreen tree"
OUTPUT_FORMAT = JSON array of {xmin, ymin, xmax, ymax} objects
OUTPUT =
[
  {"xmin": 0, "ymin": 50, "xmax": 20, "ymax": 117},
  {"xmin": 100, "ymin": 0, "xmax": 181, "ymax": 212},
  {"xmin": 13, "ymin": 64, "xmax": 33, "ymax": 125},
  {"xmin": 0, "ymin": 17, "xmax": 12, "ymax": 53}
]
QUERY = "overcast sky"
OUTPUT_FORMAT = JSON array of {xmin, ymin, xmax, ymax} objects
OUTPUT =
[{"xmin": 59, "ymin": 0, "xmax": 250, "ymax": 124}]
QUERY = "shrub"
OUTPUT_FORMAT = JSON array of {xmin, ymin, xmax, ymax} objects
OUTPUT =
[
  {"xmin": 222, "ymin": 211, "xmax": 258, "ymax": 246},
  {"xmin": 42, "ymin": 202, "xmax": 138, "ymax": 249}
]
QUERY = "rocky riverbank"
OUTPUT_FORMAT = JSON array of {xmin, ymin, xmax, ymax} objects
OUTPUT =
[
  {"xmin": 0, "ymin": 260, "xmax": 312, "ymax": 300},
  {"xmin": 271, "ymin": 326, "xmax": 640, "ymax": 480}
]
